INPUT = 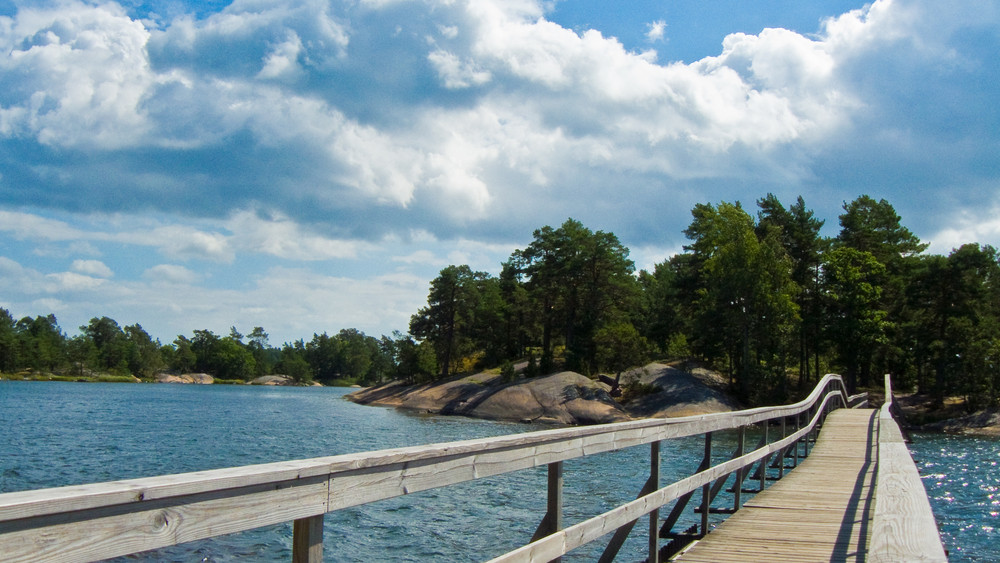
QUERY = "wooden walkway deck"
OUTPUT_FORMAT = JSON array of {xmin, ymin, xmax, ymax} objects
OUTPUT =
[{"xmin": 674, "ymin": 408, "xmax": 878, "ymax": 562}]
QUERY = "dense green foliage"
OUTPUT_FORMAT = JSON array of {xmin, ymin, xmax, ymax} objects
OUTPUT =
[
  {"xmin": 0, "ymin": 313, "xmax": 426, "ymax": 386},
  {"xmin": 3, "ymin": 194, "xmax": 999, "ymax": 408},
  {"xmin": 407, "ymin": 198, "xmax": 1000, "ymax": 408}
]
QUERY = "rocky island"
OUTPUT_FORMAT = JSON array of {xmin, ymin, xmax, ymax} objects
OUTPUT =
[{"xmin": 346, "ymin": 362, "xmax": 741, "ymax": 425}]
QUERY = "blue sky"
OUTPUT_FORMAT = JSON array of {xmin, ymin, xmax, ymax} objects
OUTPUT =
[{"xmin": 2, "ymin": 0, "xmax": 999, "ymax": 345}]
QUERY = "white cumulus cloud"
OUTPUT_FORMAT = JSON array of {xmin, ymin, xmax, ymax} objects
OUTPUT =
[
  {"xmin": 143, "ymin": 264, "xmax": 201, "ymax": 284},
  {"xmin": 46, "ymin": 271, "xmax": 106, "ymax": 292},
  {"xmin": 2, "ymin": 0, "xmax": 1000, "ymax": 341},
  {"xmin": 646, "ymin": 20, "xmax": 666, "ymax": 43},
  {"xmin": 226, "ymin": 210, "xmax": 366, "ymax": 260},
  {"xmin": 71, "ymin": 259, "xmax": 113, "ymax": 278},
  {"xmin": 428, "ymin": 49, "xmax": 492, "ymax": 88},
  {"xmin": 0, "ymin": 1, "xmax": 157, "ymax": 148}
]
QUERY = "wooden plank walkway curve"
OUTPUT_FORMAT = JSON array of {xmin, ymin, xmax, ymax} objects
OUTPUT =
[{"xmin": 674, "ymin": 408, "xmax": 878, "ymax": 562}]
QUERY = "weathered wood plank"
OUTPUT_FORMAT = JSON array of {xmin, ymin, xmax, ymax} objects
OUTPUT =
[
  {"xmin": 0, "ymin": 476, "xmax": 330, "ymax": 563},
  {"xmin": 673, "ymin": 409, "xmax": 877, "ymax": 563},
  {"xmin": 869, "ymin": 374, "xmax": 948, "ymax": 562}
]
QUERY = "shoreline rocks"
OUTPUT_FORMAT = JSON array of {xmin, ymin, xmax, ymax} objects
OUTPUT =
[
  {"xmin": 893, "ymin": 392, "xmax": 1000, "ymax": 436},
  {"xmin": 348, "ymin": 371, "xmax": 629, "ymax": 425},
  {"xmin": 346, "ymin": 362, "xmax": 740, "ymax": 425},
  {"xmin": 154, "ymin": 372, "xmax": 214, "ymax": 384},
  {"xmin": 248, "ymin": 375, "xmax": 321, "ymax": 386},
  {"xmin": 150, "ymin": 373, "xmax": 320, "ymax": 386},
  {"xmin": 620, "ymin": 363, "xmax": 741, "ymax": 418}
]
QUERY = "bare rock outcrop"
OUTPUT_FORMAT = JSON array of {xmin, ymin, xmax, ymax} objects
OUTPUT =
[
  {"xmin": 250, "ymin": 375, "xmax": 297, "ymax": 386},
  {"xmin": 917, "ymin": 408, "xmax": 1000, "ymax": 436},
  {"xmin": 348, "ymin": 362, "xmax": 740, "ymax": 426},
  {"xmin": 347, "ymin": 371, "xmax": 629, "ymax": 425},
  {"xmin": 154, "ymin": 373, "xmax": 214, "ymax": 384},
  {"xmin": 619, "ymin": 363, "xmax": 741, "ymax": 418}
]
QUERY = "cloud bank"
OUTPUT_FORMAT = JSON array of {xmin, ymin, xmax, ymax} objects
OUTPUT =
[{"xmin": 1, "ymin": 0, "xmax": 999, "ymax": 341}]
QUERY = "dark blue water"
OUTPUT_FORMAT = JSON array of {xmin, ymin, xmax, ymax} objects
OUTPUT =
[
  {"xmin": 0, "ymin": 381, "xmax": 710, "ymax": 561},
  {"xmin": 908, "ymin": 432, "xmax": 1000, "ymax": 562},
  {"xmin": 0, "ymin": 381, "xmax": 995, "ymax": 561}
]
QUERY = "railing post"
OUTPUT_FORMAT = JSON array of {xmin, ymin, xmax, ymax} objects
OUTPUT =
[
  {"xmin": 804, "ymin": 408, "xmax": 812, "ymax": 456},
  {"xmin": 792, "ymin": 413, "xmax": 802, "ymax": 467},
  {"xmin": 548, "ymin": 461, "xmax": 564, "ymax": 563},
  {"xmin": 700, "ymin": 432, "xmax": 712, "ymax": 537},
  {"xmin": 649, "ymin": 441, "xmax": 660, "ymax": 563},
  {"xmin": 779, "ymin": 417, "xmax": 786, "ymax": 478},
  {"xmin": 292, "ymin": 515, "xmax": 324, "ymax": 563},
  {"xmin": 599, "ymin": 442, "xmax": 662, "ymax": 563},
  {"xmin": 802, "ymin": 405, "xmax": 819, "ymax": 459},
  {"xmin": 759, "ymin": 422, "xmax": 768, "ymax": 491},
  {"xmin": 733, "ymin": 425, "xmax": 745, "ymax": 512},
  {"xmin": 530, "ymin": 461, "xmax": 564, "ymax": 555}
]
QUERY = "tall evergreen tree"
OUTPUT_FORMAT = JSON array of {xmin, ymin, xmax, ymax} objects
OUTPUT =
[
  {"xmin": 508, "ymin": 218, "xmax": 636, "ymax": 374},
  {"xmin": 908, "ymin": 244, "xmax": 1000, "ymax": 406},
  {"xmin": 758, "ymin": 194, "xmax": 828, "ymax": 387},
  {"xmin": 124, "ymin": 324, "xmax": 162, "ymax": 378},
  {"xmin": 822, "ymin": 247, "xmax": 889, "ymax": 392},
  {"xmin": 0, "ymin": 308, "xmax": 18, "ymax": 373},
  {"xmin": 837, "ymin": 195, "xmax": 927, "ymax": 265},
  {"xmin": 684, "ymin": 202, "xmax": 799, "ymax": 400},
  {"xmin": 17, "ymin": 314, "xmax": 65, "ymax": 372},
  {"xmin": 82, "ymin": 317, "xmax": 129, "ymax": 373},
  {"xmin": 835, "ymin": 195, "xmax": 928, "ymax": 385},
  {"xmin": 636, "ymin": 261, "xmax": 682, "ymax": 354},
  {"xmin": 410, "ymin": 265, "xmax": 490, "ymax": 379}
]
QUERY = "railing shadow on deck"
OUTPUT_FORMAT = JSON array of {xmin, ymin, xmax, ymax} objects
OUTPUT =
[
  {"xmin": 0, "ymin": 375, "xmax": 865, "ymax": 563},
  {"xmin": 831, "ymin": 409, "xmax": 877, "ymax": 562}
]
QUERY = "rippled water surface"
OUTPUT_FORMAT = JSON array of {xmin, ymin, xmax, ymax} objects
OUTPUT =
[
  {"xmin": 909, "ymin": 432, "xmax": 1000, "ymax": 562},
  {"xmin": 2, "ymin": 381, "xmax": 996, "ymax": 561},
  {"xmin": 0, "ymin": 381, "xmax": 711, "ymax": 561}
]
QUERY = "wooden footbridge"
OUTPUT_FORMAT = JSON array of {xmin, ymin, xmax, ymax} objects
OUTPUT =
[{"xmin": 0, "ymin": 374, "xmax": 947, "ymax": 562}]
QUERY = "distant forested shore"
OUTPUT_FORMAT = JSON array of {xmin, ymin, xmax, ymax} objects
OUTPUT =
[{"xmin": 2, "ymin": 194, "xmax": 998, "ymax": 412}]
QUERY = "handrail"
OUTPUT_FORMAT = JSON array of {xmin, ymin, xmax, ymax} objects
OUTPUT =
[
  {"xmin": 0, "ymin": 374, "xmax": 853, "ymax": 563},
  {"xmin": 486, "ymin": 389, "xmax": 848, "ymax": 562},
  {"xmin": 870, "ymin": 374, "xmax": 948, "ymax": 562}
]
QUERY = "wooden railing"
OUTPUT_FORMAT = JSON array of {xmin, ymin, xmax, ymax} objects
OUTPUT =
[
  {"xmin": 870, "ymin": 374, "xmax": 948, "ymax": 562},
  {"xmin": 0, "ymin": 374, "xmax": 859, "ymax": 563}
]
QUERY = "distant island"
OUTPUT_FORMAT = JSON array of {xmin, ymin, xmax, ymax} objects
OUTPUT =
[
  {"xmin": 0, "ymin": 371, "xmax": 317, "ymax": 386},
  {"xmin": 153, "ymin": 373, "xmax": 322, "ymax": 386}
]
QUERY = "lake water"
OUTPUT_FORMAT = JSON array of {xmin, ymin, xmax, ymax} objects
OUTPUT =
[
  {"xmin": 909, "ymin": 432, "xmax": 1000, "ymax": 562},
  {"xmin": 0, "ymin": 381, "xmax": 996, "ymax": 561}
]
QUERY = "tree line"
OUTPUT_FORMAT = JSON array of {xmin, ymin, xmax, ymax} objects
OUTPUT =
[
  {"xmin": 409, "ymin": 194, "xmax": 1000, "ymax": 409},
  {"xmin": 0, "ymin": 312, "xmax": 433, "ymax": 386},
  {"xmin": 2, "ymin": 193, "xmax": 998, "ymax": 409}
]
